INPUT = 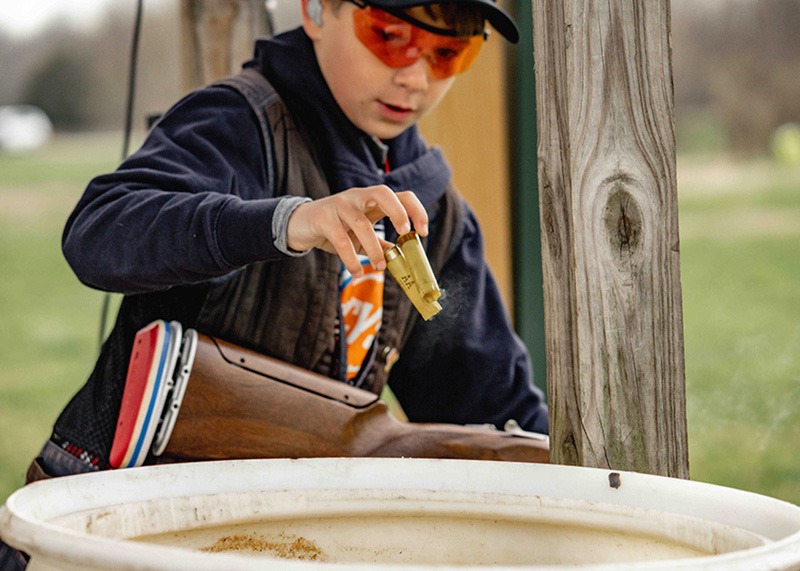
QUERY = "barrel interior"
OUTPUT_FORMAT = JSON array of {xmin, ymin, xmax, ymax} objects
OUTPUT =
[{"xmin": 50, "ymin": 488, "xmax": 765, "ymax": 566}]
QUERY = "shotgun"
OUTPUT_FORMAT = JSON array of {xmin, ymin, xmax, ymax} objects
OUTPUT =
[{"xmin": 110, "ymin": 320, "xmax": 549, "ymax": 469}]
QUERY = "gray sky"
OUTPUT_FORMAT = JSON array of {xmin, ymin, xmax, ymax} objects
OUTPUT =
[{"xmin": 0, "ymin": 0, "xmax": 115, "ymax": 38}]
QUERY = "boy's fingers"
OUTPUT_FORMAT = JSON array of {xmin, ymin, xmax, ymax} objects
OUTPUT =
[
  {"xmin": 288, "ymin": 186, "xmax": 428, "ymax": 273},
  {"xmin": 362, "ymin": 185, "xmax": 412, "ymax": 236},
  {"xmin": 394, "ymin": 190, "xmax": 429, "ymax": 236},
  {"xmin": 338, "ymin": 202, "xmax": 386, "ymax": 271},
  {"xmin": 324, "ymin": 222, "xmax": 363, "ymax": 277}
]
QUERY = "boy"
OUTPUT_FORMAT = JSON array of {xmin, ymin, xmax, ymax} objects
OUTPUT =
[
  {"xmin": 0, "ymin": 1, "xmax": 548, "ymax": 564},
  {"xmin": 43, "ymin": 0, "xmax": 547, "ymax": 487}
]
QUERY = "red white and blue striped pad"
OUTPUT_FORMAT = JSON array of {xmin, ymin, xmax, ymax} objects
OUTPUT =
[
  {"xmin": 152, "ymin": 328, "xmax": 197, "ymax": 456},
  {"xmin": 109, "ymin": 320, "xmax": 182, "ymax": 468}
]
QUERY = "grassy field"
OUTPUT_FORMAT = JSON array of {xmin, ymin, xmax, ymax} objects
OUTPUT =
[
  {"xmin": 0, "ymin": 133, "xmax": 122, "ymax": 499},
  {"xmin": 678, "ymin": 156, "xmax": 800, "ymax": 503},
  {"xmin": 0, "ymin": 132, "xmax": 798, "ymax": 506}
]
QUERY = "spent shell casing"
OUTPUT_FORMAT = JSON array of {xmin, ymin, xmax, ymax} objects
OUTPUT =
[
  {"xmin": 384, "ymin": 245, "xmax": 441, "ymax": 320},
  {"xmin": 396, "ymin": 231, "xmax": 441, "ymax": 302}
]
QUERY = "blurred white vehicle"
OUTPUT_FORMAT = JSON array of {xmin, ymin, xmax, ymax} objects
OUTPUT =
[{"xmin": 0, "ymin": 105, "xmax": 53, "ymax": 153}]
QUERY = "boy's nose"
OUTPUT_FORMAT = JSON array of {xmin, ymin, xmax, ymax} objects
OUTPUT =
[{"xmin": 393, "ymin": 57, "xmax": 431, "ymax": 92}]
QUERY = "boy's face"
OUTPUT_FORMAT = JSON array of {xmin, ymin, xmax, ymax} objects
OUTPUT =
[{"xmin": 303, "ymin": 0, "xmax": 461, "ymax": 140}]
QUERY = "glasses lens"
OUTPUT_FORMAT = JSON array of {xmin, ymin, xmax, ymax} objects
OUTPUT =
[{"xmin": 352, "ymin": 6, "xmax": 484, "ymax": 79}]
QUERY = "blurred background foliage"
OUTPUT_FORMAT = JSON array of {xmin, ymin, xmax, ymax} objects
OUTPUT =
[
  {"xmin": 3, "ymin": 0, "xmax": 799, "ymax": 154},
  {"xmin": 0, "ymin": 0, "xmax": 799, "ymax": 505},
  {"xmin": 672, "ymin": 0, "xmax": 800, "ymax": 155},
  {"xmin": 0, "ymin": 1, "xmax": 182, "ymax": 133}
]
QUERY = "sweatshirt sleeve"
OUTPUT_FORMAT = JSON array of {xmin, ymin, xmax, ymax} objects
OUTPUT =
[
  {"xmin": 387, "ymin": 203, "xmax": 549, "ymax": 435},
  {"xmin": 62, "ymin": 85, "xmax": 292, "ymax": 294}
]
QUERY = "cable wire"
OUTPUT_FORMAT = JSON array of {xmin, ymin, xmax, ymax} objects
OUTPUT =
[{"xmin": 98, "ymin": 0, "xmax": 145, "ymax": 353}]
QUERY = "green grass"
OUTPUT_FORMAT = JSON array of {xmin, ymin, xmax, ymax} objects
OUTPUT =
[
  {"xmin": 675, "ymin": 107, "xmax": 729, "ymax": 157},
  {"xmin": 0, "ymin": 133, "xmax": 121, "ymax": 498},
  {"xmin": 678, "ymin": 156, "xmax": 800, "ymax": 504},
  {"xmin": 0, "ymin": 135, "xmax": 798, "ymax": 508}
]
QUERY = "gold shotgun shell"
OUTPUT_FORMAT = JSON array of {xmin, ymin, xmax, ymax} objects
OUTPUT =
[
  {"xmin": 396, "ymin": 231, "xmax": 441, "ymax": 302},
  {"xmin": 384, "ymin": 246, "xmax": 414, "ymax": 292},
  {"xmin": 384, "ymin": 245, "xmax": 441, "ymax": 320}
]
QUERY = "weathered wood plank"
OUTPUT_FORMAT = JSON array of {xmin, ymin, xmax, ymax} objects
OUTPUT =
[
  {"xmin": 532, "ymin": 0, "xmax": 689, "ymax": 477},
  {"xmin": 180, "ymin": 0, "xmax": 269, "ymax": 90}
]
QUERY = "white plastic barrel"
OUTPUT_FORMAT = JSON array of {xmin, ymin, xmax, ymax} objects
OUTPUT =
[{"xmin": 1, "ymin": 458, "xmax": 799, "ymax": 570}]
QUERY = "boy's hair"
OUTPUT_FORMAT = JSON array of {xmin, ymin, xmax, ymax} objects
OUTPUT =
[
  {"xmin": 328, "ymin": 0, "xmax": 486, "ymax": 36},
  {"xmin": 422, "ymin": 3, "xmax": 485, "ymax": 36}
]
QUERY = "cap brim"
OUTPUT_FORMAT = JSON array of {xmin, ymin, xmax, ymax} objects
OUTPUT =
[{"xmin": 367, "ymin": 0, "xmax": 520, "ymax": 44}]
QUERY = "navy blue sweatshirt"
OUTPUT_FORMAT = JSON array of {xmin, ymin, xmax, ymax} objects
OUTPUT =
[{"xmin": 62, "ymin": 28, "xmax": 548, "ymax": 434}]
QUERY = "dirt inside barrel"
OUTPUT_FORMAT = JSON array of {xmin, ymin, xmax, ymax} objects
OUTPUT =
[{"xmin": 200, "ymin": 532, "xmax": 325, "ymax": 560}]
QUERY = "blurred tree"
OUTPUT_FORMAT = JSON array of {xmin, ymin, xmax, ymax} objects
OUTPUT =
[
  {"xmin": 0, "ymin": 31, "xmax": 54, "ymax": 107},
  {"xmin": 21, "ymin": 50, "xmax": 94, "ymax": 130},
  {"xmin": 710, "ymin": 0, "xmax": 800, "ymax": 154},
  {"xmin": 672, "ymin": 0, "xmax": 800, "ymax": 155},
  {"xmin": 4, "ymin": 3, "xmax": 180, "ymax": 133}
]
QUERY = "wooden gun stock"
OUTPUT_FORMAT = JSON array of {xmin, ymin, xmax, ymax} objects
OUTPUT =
[{"xmin": 159, "ymin": 334, "xmax": 549, "ymax": 464}]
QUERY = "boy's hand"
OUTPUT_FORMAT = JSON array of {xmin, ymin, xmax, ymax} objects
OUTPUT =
[{"xmin": 287, "ymin": 185, "xmax": 428, "ymax": 277}]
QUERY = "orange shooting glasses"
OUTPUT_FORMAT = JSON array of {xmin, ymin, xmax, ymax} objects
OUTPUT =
[{"xmin": 349, "ymin": 0, "xmax": 487, "ymax": 79}]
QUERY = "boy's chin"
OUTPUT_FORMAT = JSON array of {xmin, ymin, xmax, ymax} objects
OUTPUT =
[{"xmin": 364, "ymin": 122, "xmax": 413, "ymax": 141}]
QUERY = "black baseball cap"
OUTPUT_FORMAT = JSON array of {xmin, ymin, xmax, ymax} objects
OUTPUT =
[{"xmin": 365, "ymin": 0, "xmax": 520, "ymax": 43}]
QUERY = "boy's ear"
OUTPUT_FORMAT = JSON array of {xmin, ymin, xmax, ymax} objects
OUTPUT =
[{"xmin": 302, "ymin": 0, "xmax": 324, "ymax": 39}]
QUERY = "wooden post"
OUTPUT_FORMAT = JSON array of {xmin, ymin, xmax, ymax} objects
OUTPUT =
[
  {"xmin": 532, "ymin": 1, "xmax": 689, "ymax": 477},
  {"xmin": 180, "ymin": 0, "xmax": 269, "ymax": 91}
]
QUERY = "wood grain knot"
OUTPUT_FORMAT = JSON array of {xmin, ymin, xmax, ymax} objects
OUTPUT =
[{"xmin": 603, "ymin": 183, "xmax": 642, "ymax": 255}]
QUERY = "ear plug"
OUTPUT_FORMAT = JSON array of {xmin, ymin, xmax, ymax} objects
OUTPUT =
[{"xmin": 307, "ymin": 0, "xmax": 323, "ymax": 26}]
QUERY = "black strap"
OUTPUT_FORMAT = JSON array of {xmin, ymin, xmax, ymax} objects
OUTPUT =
[{"xmin": 214, "ymin": 67, "xmax": 280, "ymax": 197}]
